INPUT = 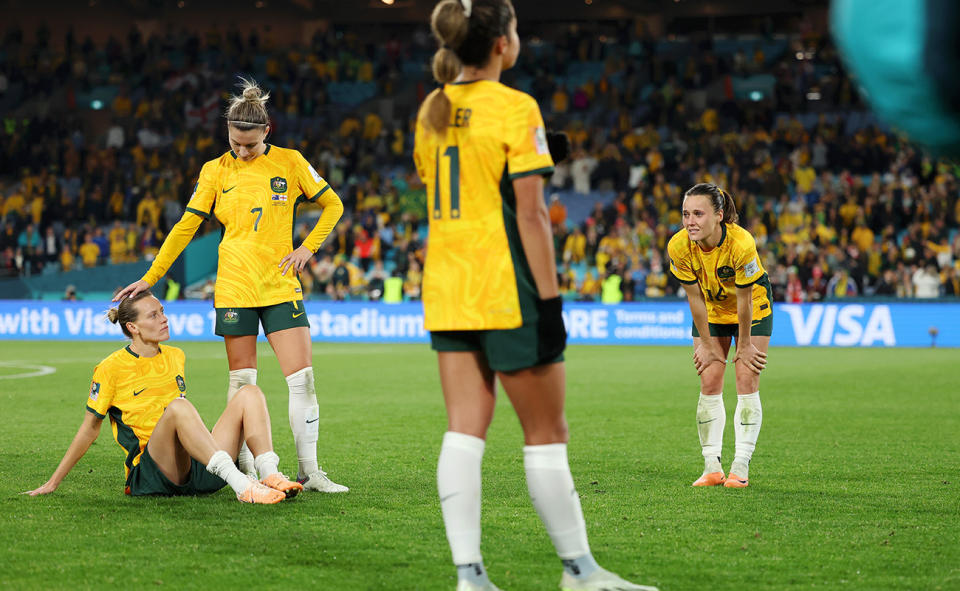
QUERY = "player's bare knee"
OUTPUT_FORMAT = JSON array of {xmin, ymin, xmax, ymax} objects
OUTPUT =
[
  {"xmin": 234, "ymin": 383, "xmax": 265, "ymax": 403},
  {"xmin": 700, "ymin": 367, "xmax": 725, "ymax": 394},
  {"xmin": 164, "ymin": 397, "xmax": 197, "ymax": 419}
]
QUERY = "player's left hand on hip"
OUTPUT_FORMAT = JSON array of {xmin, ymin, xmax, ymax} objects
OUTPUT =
[{"xmin": 279, "ymin": 246, "xmax": 313, "ymax": 276}]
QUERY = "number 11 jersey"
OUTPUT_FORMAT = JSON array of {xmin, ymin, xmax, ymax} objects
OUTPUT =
[{"xmin": 413, "ymin": 80, "xmax": 554, "ymax": 331}]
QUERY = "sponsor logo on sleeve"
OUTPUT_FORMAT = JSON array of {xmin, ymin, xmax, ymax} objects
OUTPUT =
[
  {"xmin": 176, "ymin": 375, "xmax": 186, "ymax": 392},
  {"xmin": 89, "ymin": 381, "xmax": 100, "ymax": 401},
  {"xmin": 744, "ymin": 257, "xmax": 760, "ymax": 277},
  {"xmin": 534, "ymin": 127, "xmax": 549, "ymax": 156},
  {"xmin": 307, "ymin": 164, "xmax": 325, "ymax": 185}
]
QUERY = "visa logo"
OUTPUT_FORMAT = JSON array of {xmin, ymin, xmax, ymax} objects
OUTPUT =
[{"xmin": 780, "ymin": 304, "xmax": 895, "ymax": 346}]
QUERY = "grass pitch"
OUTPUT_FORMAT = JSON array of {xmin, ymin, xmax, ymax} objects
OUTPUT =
[{"xmin": 1, "ymin": 341, "xmax": 957, "ymax": 590}]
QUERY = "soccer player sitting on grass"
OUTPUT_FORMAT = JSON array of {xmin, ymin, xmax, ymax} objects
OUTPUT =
[{"xmin": 24, "ymin": 290, "xmax": 302, "ymax": 504}]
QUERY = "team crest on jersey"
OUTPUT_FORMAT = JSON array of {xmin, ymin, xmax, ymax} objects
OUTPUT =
[
  {"xmin": 89, "ymin": 381, "xmax": 100, "ymax": 401},
  {"xmin": 271, "ymin": 194, "xmax": 288, "ymax": 206},
  {"xmin": 717, "ymin": 266, "xmax": 735, "ymax": 280},
  {"xmin": 176, "ymin": 375, "xmax": 186, "ymax": 392},
  {"xmin": 223, "ymin": 310, "xmax": 239, "ymax": 324},
  {"xmin": 270, "ymin": 177, "xmax": 288, "ymax": 193}
]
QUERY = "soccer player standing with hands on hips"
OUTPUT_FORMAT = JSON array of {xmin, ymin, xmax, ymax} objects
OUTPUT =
[
  {"xmin": 414, "ymin": 1, "xmax": 658, "ymax": 590},
  {"xmin": 667, "ymin": 183, "xmax": 771, "ymax": 488},
  {"xmin": 114, "ymin": 78, "xmax": 348, "ymax": 492},
  {"xmin": 25, "ymin": 290, "xmax": 302, "ymax": 504}
]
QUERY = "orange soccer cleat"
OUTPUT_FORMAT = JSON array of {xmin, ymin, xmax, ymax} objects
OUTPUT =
[
  {"xmin": 723, "ymin": 473, "xmax": 749, "ymax": 488},
  {"xmin": 237, "ymin": 479, "xmax": 286, "ymax": 504},
  {"xmin": 261, "ymin": 473, "xmax": 304, "ymax": 499},
  {"xmin": 692, "ymin": 471, "xmax": 726, "ymax": 487}
]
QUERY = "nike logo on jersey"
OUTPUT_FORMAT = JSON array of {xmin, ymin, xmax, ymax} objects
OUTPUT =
[
  {"xmin": 133, "ymin": 388, "xmax": 146, "ymax": 396},
  {"xmin": 223, "ymin": 186, "xmax": 236, "ymax": 193},
  {"xmin": 292, "ymin": 312, "xmax": 305, "ymax": 319}
]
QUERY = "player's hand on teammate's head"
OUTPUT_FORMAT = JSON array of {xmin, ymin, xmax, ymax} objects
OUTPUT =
[
  {"xmin": 113, "ymin": 280, "xmax": 150, "ymax": 302},
  {"xmin": 546, "ymin": 131, "xmax": 570, "ymax": 164}
]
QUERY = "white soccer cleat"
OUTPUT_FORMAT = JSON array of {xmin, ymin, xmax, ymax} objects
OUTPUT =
[
  {"xmin": 456, "ymin": 579, "xmax": 503, "ymax": 591},
  {"xmin": 560, "ymin": 567, "xmax": 659, "ymax": 591},
  {"xmin": 298, "ymin": 468, "xmax": 349, "ymax": 493}
]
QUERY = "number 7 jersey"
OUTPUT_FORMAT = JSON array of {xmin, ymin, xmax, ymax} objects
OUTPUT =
[
  {"xmin": 413, "ymin": 80, "xmax": 554, "ymax": 331},
  {"xmin": 184, "ymin": 145, "xmax": 332, "ymax": 308}
]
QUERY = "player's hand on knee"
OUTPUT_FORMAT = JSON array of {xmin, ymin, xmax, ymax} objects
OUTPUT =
[
  {"xmin": 693, "ymin": 343, "xmax": 726, "ymax": 375},
  {"xmin": 734, "ymin": 344, "xmax": 766, "ymax": 375}
]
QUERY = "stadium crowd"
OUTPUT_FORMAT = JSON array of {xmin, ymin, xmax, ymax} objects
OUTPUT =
[{"xmin": 1, "ymin": 21, "xmax": 959, "ymax": 300}]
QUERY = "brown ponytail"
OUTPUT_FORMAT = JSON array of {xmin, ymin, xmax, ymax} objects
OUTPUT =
[
  {"xmin": 719, "ymin": 188, "xmax": 739, "ymax": 225},
  {"xmin": 420, "ymin": 0, "xmax": 515, "ymax": 135},
  {"xmin": 107, "ymin": 289, "xmax": 154, "ymax": 338},
  {"xmin": 684, "ymin": 183, "xmax": 739, "ymax": 225}
]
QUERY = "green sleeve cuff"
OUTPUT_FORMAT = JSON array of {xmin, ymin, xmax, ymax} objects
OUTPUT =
[
  {"xmin": 508, "ymin": 166, "xmax": 554, "ymax": 180},
  {"xmin": 185, "ymin": 207, "xmax": 210, "ymax": 220}
]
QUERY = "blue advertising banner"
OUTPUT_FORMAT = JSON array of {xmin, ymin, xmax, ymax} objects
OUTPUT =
[{"xmin": 0, "ymin": 300, "xmax": 957, "ymax": 347}]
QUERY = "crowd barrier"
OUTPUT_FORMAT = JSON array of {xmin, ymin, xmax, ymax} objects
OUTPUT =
[{"xmin": 0, "ymin": 300, "xmax": 956, "ymax": 347}]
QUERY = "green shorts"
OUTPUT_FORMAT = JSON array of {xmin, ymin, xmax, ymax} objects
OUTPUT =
[
  {"xmin": 430, "ymin": 297, "xmax": 566, "ymax": 373},
  {"xmin": 691, "ymin": 314, "xmax": 773, "ymax": 338},
  {"xmin": 125, "ymin": 444, "xmax": 226, "ymax": 496},
  {"xmin": 215, "ymin": 300, "xmax": 310, "ymax": 336}
]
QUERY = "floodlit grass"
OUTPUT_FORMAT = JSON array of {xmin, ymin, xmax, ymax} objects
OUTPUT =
[{"xmin": 1, "ymin": 341, "xmax": 957, "ymax": 590}]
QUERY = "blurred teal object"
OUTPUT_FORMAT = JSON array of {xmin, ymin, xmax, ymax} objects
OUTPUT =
[{"xmin": 832, "ymin": 0, "xmax": 960, "ymax": 154}]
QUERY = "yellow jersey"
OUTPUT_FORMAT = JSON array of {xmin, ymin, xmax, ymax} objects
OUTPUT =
[
  {"xmin": 85, "ymin": 345, "xmax": 187, "ymax": 482},
  {"xmin": 414, "ymin": 80, "xmax": 554, "ymax": 330},
  {"xmin": 142, "ymin": 145, "xmax": 343, "ymax": 308},
  {"xmin": 668, "ymin": 223, "xmax": 772, "ymax": 324}
]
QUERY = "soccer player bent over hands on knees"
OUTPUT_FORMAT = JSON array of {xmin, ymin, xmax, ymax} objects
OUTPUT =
[
  {"xmin": 24, "ymin": 290, "xmax": 302, "ymax": 504},
  {"xmin": 114, "ymin": 78, "xmax": 347, "ymax": 493},
  {"xmin": 667, "ymin": 183, "xmax": 771, "ymax": 488},
  {"xmin": 413, "ymin": 1, "xmax": 658, "ymax": 589}
]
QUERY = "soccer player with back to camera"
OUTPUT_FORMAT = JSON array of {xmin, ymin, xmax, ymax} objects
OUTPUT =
[
  {"xmin": 25, "ymin": 290, "xmax": 302, "ymax": 503},
  {"xmin": 667, "ymin": 183, "xmax": 771, "ymax": 488},
  {"xmin": 413, "ymin": 1, "xmax": 658, "ymax": 590},
  {"xmin": 114, "ymin": 79, "xmax": 348, "ymax": 492}
]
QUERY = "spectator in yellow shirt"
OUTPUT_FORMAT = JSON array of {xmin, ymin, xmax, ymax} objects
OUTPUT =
[
  {"xmin": 363, "ymin": 112, "xmax": 382, "ymax": 141},
  {"xmin": 580, "ymin": 271, "xmax": 600, "ymax": 301},
  {"xmin": 563, "ymin": 226, "xmax": 586, "ymax": 264},
  {"xmin": 136, "ymin": 191, "xmax": 161, "ymax": 228},
  {"xmin": 851, "ymin": 218, "xmax": 875, "ymax": 252},
  {"xmin": 109, "ymin": 221, "xmax": 128, "ymax": 263},
  {"xmin": 79, "ymin": 234, "xmax": 100, "ymax": 267}
]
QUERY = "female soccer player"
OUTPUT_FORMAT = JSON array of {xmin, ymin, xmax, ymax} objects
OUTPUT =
[
  {"xmin": 667, "ymin": 183, "xmax": 770, "ymax": 488},
  {"xmin": 25, "ymin": 290, "xmax": 302, "ymax": 504},
  {"xmin": 114, "ymin": 79, "xmax": 347, "ymax": 492},
  {"xmin": 413, "ymin": 2, "xmax": 657, "ymax": 590}
]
